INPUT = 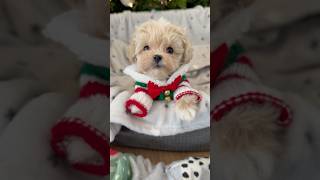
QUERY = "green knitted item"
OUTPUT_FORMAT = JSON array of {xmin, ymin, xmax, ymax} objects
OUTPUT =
[
  {"xmin": 224, "ymin": 42, "xmax": 245, "ymax": 69},
  {"xmin": 80, "ymin": 63, "xmax": 110, "ymax": 81}
]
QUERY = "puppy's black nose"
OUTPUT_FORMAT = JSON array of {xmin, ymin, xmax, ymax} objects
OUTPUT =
[{"xmin": 153, "ymin": 55, "xmax": 162, "ymax": 64}]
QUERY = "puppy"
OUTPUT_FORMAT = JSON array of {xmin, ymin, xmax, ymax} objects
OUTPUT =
[{"xmin": 125, "ymin": 18, "xmax": 201, "ymax": 121}]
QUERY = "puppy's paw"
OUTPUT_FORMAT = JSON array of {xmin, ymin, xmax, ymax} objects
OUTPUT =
[
  {"xmin": 175, "ymin": 95, "xmax": 199, "ymax": 121},
  {"xmin": 66, "ymin": 138, "xmax": 100, "ymax": 164},
  {"xmin": 128, "ymin": 105, "xmax": 140, "ymax": 114}
]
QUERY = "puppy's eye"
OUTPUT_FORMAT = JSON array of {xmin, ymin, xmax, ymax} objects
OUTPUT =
[
  {"xmin": 143, "ymin": 45, "xmax": 150, "ymax": 51},
  {"xmin": 166, "ymin": 47, "xmax": 174, "ymax": 54}
]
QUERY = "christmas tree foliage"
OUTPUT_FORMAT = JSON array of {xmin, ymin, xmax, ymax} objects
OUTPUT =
[{"xmin": 110, "ymin": 0, "xmax": 209, "ymax": 13}]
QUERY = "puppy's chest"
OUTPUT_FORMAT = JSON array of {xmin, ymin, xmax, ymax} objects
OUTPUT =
[{"xmin": 134, "ymin": 74, "xmax": 188, "ymax": 102}]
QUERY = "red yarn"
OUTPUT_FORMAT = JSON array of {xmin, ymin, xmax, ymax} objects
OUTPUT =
[
  {"xmin": 110, "ymin": 148, "xmax": 118, "ymax": 156},
  {"xmin": 80, "ymin": 81, "xmax": 109, "ymax": 98},
  {"xmin": 175, "ymin": 90, "xmax": 202, "ymax": 102},
  {"xmin": 146, "ymin": 75, "xmax": 182, "ymax": 99},
  {"xmin": 51, "ymin": 118, "xmax": 109, "ymax": 176},
  {"xmin": 211, "ymin": 43, "xmax": 229, "ymax": 86},
  {"xmin": 212, "ymin": 92, "xmax": 292, "ymax": 127},
  {"xmin": 125, "ymin": 99, "xmax": 148, "ymax": 117},
  {"xmin": 134, "ymin": 87, "xmax": 148, "ymax": 93},
  {"xmin": 237, "ymin": 56, "xmax": 254, "ymax": 68}
]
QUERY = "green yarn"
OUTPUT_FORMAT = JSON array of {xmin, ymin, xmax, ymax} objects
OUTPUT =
[
  {"xmin": 182, "ymin": 74, "xmax": 187, "ymax": 81},
  {"xmin": 224, "ymin": 42, "xmax": 245, "ymax": 69},
  {"xmin": 135, "ymin": 81, "xmax": 147, "ymax": 88},
  {"xmin": 80, "ymin": 63, "xmax": 109, "ymax": 81}
]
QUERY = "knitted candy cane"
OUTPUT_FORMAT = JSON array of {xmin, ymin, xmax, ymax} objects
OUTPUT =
[{"xmin": 51, "ymin": 63, "xmax": 109, "ymax": 176}]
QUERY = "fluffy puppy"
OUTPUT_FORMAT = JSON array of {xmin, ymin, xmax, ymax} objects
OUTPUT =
[{"xmin": 127, "ymin": 18, "xmax": 199, "ymax": 121}]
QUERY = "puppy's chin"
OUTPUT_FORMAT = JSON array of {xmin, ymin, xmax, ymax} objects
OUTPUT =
[{"xmin": 144, "ymin": 67, "xmax": 172, "ymax": 81}]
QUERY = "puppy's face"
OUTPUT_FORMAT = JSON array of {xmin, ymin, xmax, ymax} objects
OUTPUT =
[{"xmin": 128, "ymin": 19, "xmax": 193, "ymax": 81}]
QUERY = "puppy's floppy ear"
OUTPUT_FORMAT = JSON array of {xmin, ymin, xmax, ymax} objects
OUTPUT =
[
  {"xmin": 127, "ymin": 34, "xmax": 137, "ymax": 64},
  {"xmin": 182, "ymin": 35, "xmax": 193, "ymax": 64},
  {"xmin": 174, "ymin": 26, "xmax": 193, "ymax": 63}
]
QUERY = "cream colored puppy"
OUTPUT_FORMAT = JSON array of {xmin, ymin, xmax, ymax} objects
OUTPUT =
[{"xmin": 127, "ymin": 18, "xmax": 199, "ymax": 121}]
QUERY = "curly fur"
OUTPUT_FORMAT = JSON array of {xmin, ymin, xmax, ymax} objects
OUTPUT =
[{"xmin": 128, "ymin": 18, "xmax": 193, "ymax": 81}]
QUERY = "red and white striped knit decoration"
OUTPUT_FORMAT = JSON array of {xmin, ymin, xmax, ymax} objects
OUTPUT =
[
  {"xmin": 211, "ymin": 43, "xmax": 292, "ymax": 127},
  {"xmin": 51, "ymin": 64, "xmax": 109, "ymax": 176}
]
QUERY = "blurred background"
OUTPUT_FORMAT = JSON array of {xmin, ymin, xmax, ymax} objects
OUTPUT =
[
  {"xmin": 0, "ymin": 0, "xmax": 81, "ymax": 95},
  {"xmin": 0, "ymin": 1, "xmax": 100, "ymax": 180},
  {"xmin": 212, "ymin": 0, "xmax": 320, "ymax": 179},
  {"xmin": 212, "ymin": 0, "xmax": 320, "ymax": 108},
  {"xmin": 214, "ymin": 0, "xmax": 320, "ymax": 109},
  {"xmin": 110, "ymin": 0, "xmax": 209, "ymax": 13}
]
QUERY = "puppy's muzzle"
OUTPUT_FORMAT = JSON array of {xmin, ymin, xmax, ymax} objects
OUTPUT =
[{"xmin": 153, "ymin": 54, "xmax": 162, "ymax": 64}]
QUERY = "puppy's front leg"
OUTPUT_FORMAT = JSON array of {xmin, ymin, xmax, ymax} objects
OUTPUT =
[
  {"xmin": 175, "ymin": 95, "xmax": 199, "ymax": 121},
  {"xmin": 125, "ymin": 91, "xmax": 153, "ymax": 117},
  {"xmin": 173, "ymin": 80, "xmax": 201, "ymax": 121}
]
